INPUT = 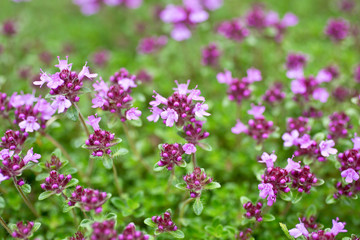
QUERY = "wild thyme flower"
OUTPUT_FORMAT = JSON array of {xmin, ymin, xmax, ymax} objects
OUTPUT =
[
  {"xmin": 202, "ymin": 43, "xmax": 221, "ymax": 67},
  {"xmin": 148, "ymin": 80, "xmax": 210, "ymax": 127},
  {"xmin": 34, "ymin": 56, "xmax": 98, "ymax": 113},
  {"xmin": 243, "ymin": 201, "xmax": 263, "ymax": 222},
  {"xmin": 69, "ymin": 231, "xmax": 85, "ymax": 240},
  {"xmin": 91, "ymin": 220, "xmax": 118, "ymax": 240},
  {"xmin": 183, "ymin": 167, "xmax": 213, "ymax": 198},
  {"xmin": 217, "ymin": 18, "xmax": 249, "ymax": 42},
  {"xmin": 325, "ymin": 18, "xmax": 350, "ymax": 42},
  {"xmin": 137, "ymin": 36, "xmax": 168, "ymax": 54},
  {"xmin": 40, "ymin": 170, "xmax": 72, "ymax": 194},
  {"xmin": 0, "ymin": 130, "xmax": 28, "ymax": 154},
  {"xmin": 287, "ymin": 117, "xmax": 310, "ymax": 136},
  {"xmin": 2, "ymin": 20, "xmax": 16, "ymax": 37},
  {"xmin": 11, "ymin": 221, "xmax": 34, "ymax": 239},
  {"xmin": 119, "ymin": 223, "xmax": 149, "ymax": 240},
  {"xmin": 45, "ymin": 155, "xmax": 63, "ymax": 171},
  {"xmin": 183, "ymin": 121, "xmax": 209, "ymax": 145},
  {"xmin": 85, "ymin": 115, "xmax": 118, "ymax": 156},
  {"xmin": 151, "ymin": 211, "xmax": 178, "ymax": 233},
  {"xmin": 0, "ymin": 92, "xmax": 10, "ymax": 118},
  {"xmin": 158, "ymin": 143, "xmax": 186, "ymax": 170},
  {"xmin": 327, "ymin": 112, "xmax": 352, "ymax": 140},
  {"xmin": 68, "ymin": 186, "xmax": 108, "ymax": 213},
  {"xmin": 262, "ymin": 82, "xmax": 285, "ymax": 105},
  {"xmin": 334, "ymin": 180, "xmax": 360, "ymax": 198},
  {"xmin": 235, "ymin": 228, "xmax": 252, "ymax": 240},
  {"xmin": 74, "ymin": 0, "xmax": 143, "ymax": 15},
  {"xmin": 290, "ymin": 165, "xmax": 318, "ymax": 193},
  {"xmin": 300, "ymin": 216, "xmax": 319, "ymax": 230}
]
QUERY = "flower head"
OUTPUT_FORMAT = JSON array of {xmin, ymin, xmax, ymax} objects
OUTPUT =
[
  {"xmin": 319, "ymin": 139, "xmax": 337, "ymax": 157},
  {"xmin": 259, "ymin": 151, "xmax": 277, "ymax": 168},
  {"xmin": 341, "ymin": 168, "xmax": 359, "ymax": 183}
]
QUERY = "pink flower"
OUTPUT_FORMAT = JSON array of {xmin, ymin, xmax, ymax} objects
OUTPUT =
[
  {"xmin": 173, "ymin": 80, "xmax": 191, "ymax": 95},
  {"xmin": 183, "ymin": 143, "xmax": 197, "ymax": 154},
  {"xmin": 126, "ymin": 107, "xmax": 142, "ymax": 120},
  {"xmin": 247, "ymin": 104, "xmax": 265, "ymax": 118},
  {"xmin": 19, "ymin": 116, "xmax": 40, "ymax": 132},
  {"xmin": 316, "ymin": 69, "xmax": 333, "ymax": 83},
  {"xmin": 0, "ymin": 173, "xmax": 9, "ymax": 183},
  {"xmin": 285, "ymin": 157, "xmax": 301, "ymax": 172},
  {"xmin": 281, "ymin": 13, "xmax": 298, "ymax": 27},
  {"xmin": 231, "ymin": 120, "xmax": 247, "ymax": 134},
  {"xmin": 23, "ymin": 148, "xmax": 41, "ymax": 164},
  {"xmin": 259, "ymin": 152, "xmax": 277, "ymax": 168},
  {"xmin": 92, "ymin": 95, "xmax": 106, "ymax": 108},
  {"xmin": 34, "ymin": 99, "xmax": 56, "ymax": 120},
  {"xmin": 291, "ymin": 79, "xmax": 306, "ymax": 94},
  {"xmin": 34, "ymin": 69, "xmax": 51, "ymax": 87},
  {"xmin": 46, "ymin": 74, "xmax": 64, "ymax": 89},
  {"xmin": 147, "ymin": 107, "xmax": 162, "ymax": 122},
  {"xmin": 282, "ymin": 130, "xmax": 299, "ymax": 147},
  {"xmin": 188, "ymin": 89, "xmax": 205, "ymax": 101},
  {"xmin": 160, "ymin": 5, "xmax": 187, "ymax": 23},
  {"xmin": 93, "ymin": 79, "xmax": 109, "ymax": 97},
  {"xmin": 341, "ymin": 168, "xmax": 359, "ymax": 183},
  {"xmin": 150, "ymin": 91, "xmax": 168, "ymax": 106},
  {"xmin": 330, "ymin": 218, "xmax": 347, "ymax": 236},
  {"xmin": 160, "ymin": 108, "xmax": 179, "ymax": 127},
  {"xmin": 55, "ymin": 56, "xmax": 72, "ymax": 71},
  {"xmin": 51, "ymin": 95, "xmax": 72, "ymax": 113},
  {"xmin": 171, "ymin": 24, "xmax": 192, "ymax": 41},
  {"xmin": 319, "ymin": 139, "xmax": 337, "ymax": 157},
  {"xmin": 312, "ymin": 88, "xmax": 329, "ymax": 103},
  {"xmin": 0, "ymin": 149, "xmax": 14, "ymax": 160},
  {"xmin": 193, "ymin": 103, "xmax": 210, "ymax": 118},
  {"xmin": 351, "ymin": 133, "xmax": 360, "ymax": 150},
  {"xmin": 118, "ymin": 78, "xmax": 137, "ymax": 91},
  {"xmin": 86, "ymin": 114, "xmax": 101, "ymax": 131},
  {"xmin": 289, "ymin": 220, "xmax": 309, "ymax": 238},
  {"xmin": 245, "ymin": 68, "xmax": 262, "ymax": 83},
  {"xmin": 258, "ymin": 183, "xmax": 276, "ymax": 206},
  {"xmin": 78, "ymin": 62, "xmax": 98, "ymax": 81},
  {"xmin": 297, "ymin": 134, "xmax": 313, "ymax": 149},
  {"xmin": 216, "ymin": 70, "xmax": 232, "ymax": 85}
]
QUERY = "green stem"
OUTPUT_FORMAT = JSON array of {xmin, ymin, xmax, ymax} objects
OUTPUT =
[
  {"xmin": 178, "ymin": 198, "xmax": 195, "ymax": 227},
  {"xmin": 192, "ymin": 153, "xmax": 197, "ymax": 168},
  {"xmin": 13, "ymin": 178, "xmax": 40, "ymax": 218},
  {"xmin": 81, "ymin": 209, "xmax": 89, "ymax": 219},
  {"xmin": 122, "ymin": 122, "xmax": 151, "ymax": 171},
  {"xmin": 112, "ymin": 163, "xmax": 122, "ymax": 196},
  {"xmin": 73, "ymin": 102, "xmax": 90, "ymax": 137},
  {"xmin": 0, "ymin": 216, "xmax": 12, "ymax": 235},
  {"xmin": 166, "ymin": 169, "xmax": 175, "ymax": 193}
]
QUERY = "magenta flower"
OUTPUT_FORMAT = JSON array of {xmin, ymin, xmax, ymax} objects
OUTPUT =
[
  {"xmin": 11, "ymin": 221, "xmax": 34, "ymax": 239},
  {"xmin": 330, "ymin": 218, "xmax": 347, "ymax": 236},
  {"xmin": 161, "ymin": 108, "xmax": 179, "ymax": 127},
  {"xmin": 23, "ymin": 148, "xmax": 41, "ymax": 164},
  {"xmin": 19, "ymin": 116, "xmax": 40, "ymax": 132},
  {"xmin": 247, "ymin": 104, "xmax": 265, "ymax": 119},
  {"xmin": 259, "ymin": 151, "xmax": 277, "ymax": 168},
  {"xmin": 282, "ymin": 130, "xmax": 299, "ymax": 147},
  {"xmin": 0, "ymin": 173, "xmax": 9, "ymax": 183},
  {"xmin": 285, "ymin": 157, "xmax": 301, "ymax": 172},
  {"xmin": 40, "ymin": 170, "xmax": 72, "ymax": 194},
  {"xmin": 312, "ymin": 88, "xmax": 329, "ymax": 103},
  {"xmin": 297, "ymin": 134, "xmax": 313, "ymax": 149},
  {"xmin": 245, "ymin": 68, "xmax": 262, "ymax": 83},
  {"xmin": 51, "ymin": 95, "xmax": 72, "ymax": 113},
  {"xmin": 258, "ymin": 183, "xmax": 276, "ymax": 206},
  {"xmin": 325, "ymin": 18, "xmax": 350, "ymax": 42},
  {"xmin": 182, "ymin": 143, "xmax": 196, "ymax": 155},
  {"xmin": 126, "ymin": 107, "xmax": 142, "ymax": 120},
  {"xmin": 78, "ymin": 62, "xmax": 98, "ymax": 81},
  {"xmin": 119, "ymin": 223, "xmax": 149, "ymax": 240},
  {"xmin": 151, "ymin": 211, "xmax": 178, "ymax": 233},
  {"xmin": 319, "ymin": 140, "xmax": 337, "ymax": 157},
  {"xmin": 351, "ymin": 133, "xmax": 360, "ymax": 150},
  {"xmin": 289, "ymin": 220, "xmax": 309, "ymax": 238},
  {"xmin": 202, "ymin": 43, "xmax": 221, "ymax": 67},
  {"xmin": 217, "ymin": 19, "xmax": 249, "ymax": 42},
  {"xmin": 341, "ymin": 168, "xmax": 359, "ymax": 183},
  {"xmin": 231, "ymin": 120, "xmax": 247, "ymax": 134},
  {"xmin": 316, "ymin": 69, "xmax": 333, "ymax": 83},
  {"xmin": 86, "ymin": 114, "xmax": 101, "ymax": 131},
  {"xmin": 137, "ymin": 36, "xmax": 168, "ymax": 54},
  {"xmin": 193, "ymin": 103, "xmax": 210, "ymax": 118},
  {"xmin": 147, "ymin": 107, "xmax": 162, "ymax": 122},
  {"xmin": 216, "ymin": 70, "xmax": 233, "ymax": 85}
]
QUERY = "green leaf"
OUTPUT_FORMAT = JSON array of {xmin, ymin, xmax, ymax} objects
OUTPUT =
[
  {"xmin": 66, "ymin": 105, "xmax": 78, "ymax": 122},
  {"xmin": 35, "ymin": 173, "xmax": 49, "ymax": 181},
  {"xmin": 129, "ymin": 118, "xmax": 142, "ymax": 127},
  {"xmin": 127, "ymin": 198, "xmax": 140, "ymax": 210},
  {"xmin": 111, "ymin": 197, "xmax": 125, "ymax": 210},
  {"xmin": 63, "ymin": 204, "xmax": 75, "ymax": 213},
  {"xmin": 62, "ymin": 167, "xmax": 78, "ymax": 175},
  {"xmin": 279, "ymin": 223, "xmax": 295, "ymax": 240},
  {"xmin": 105, "ymin": 212, "xmax": 117, "ymax": 221},
  {"xmin": 177, "ymin": 131, "xmax": 187, "ymax": 139},
  {"xmin": 305, "ymin": 205, "xmax": 317, "ymax": 218},
  {"xmin": 240, "ymin": 196, "xmax": 251, "ymax": 205},
  {"xmin": 325, "ymin": 195, "xmax": 336, "ymax": 204},
  {"xmin": 193, "ymin": 198, "xmax": 203, "ymax": 215},
  {"xmin": 169, "ymin": 230, "xmax": 185, "ymax": 238},
  {"xmin": 203, "ymin": 182, "xmax": 221, "ymax": 190},
  {"xmin": 21, "ymin": 184, "xmax": 31, "ymax": 194},
  {"xmin": 279, "ymin": 191, "xmax": 292, "ymax": 202},
  {"xmin": 153, "ymin": 162, "xmax": 165, "ymax": 172},
  {"xmin": 0, "ymin": 197, "xmax": 5, "ymax": 209},
  {"xmin": 198, "ymin": 142, "xmax": 212, "ymax": 151},
  {"xmin": 80, "ymin": 219, "xmax": 93, "ymax": 228},
  {"xmin": 144, "ymin": 218, "xmax": 156, "ymax": 228},
  {"xmin": 38, "ymin": 191, "xmax": 55, "ymax": 200},
  {"xmin": 102, "ymin": 155, "xmax": 113, "ymax": 169},
  {"xmin": 175, "ymin": 183, "xmax": 187, "ymax": 190},
  {"xmin": 65, "ymin": 178, "xmax": 79, "ymax": 189},
  {"xmin": 178, "ymin": 161, "xmax": 187, "ymax": 168},
  {"xmin": 262, "ymin": 213, "xmax": 275, "ymax": 222},
  {"xmin": 314, "ymin": 178, "xmax": 325, "ymax": 186},
  {"xmin": 291, "ymin": 192, "xmax": 303, "ymax": 204},
  {"xmin": 33, "ymin": 222, "xmax": 41, "ymax": 232},
  {"xmin": 112, "ymin": 148, "xmax": 129, "ymax": 158}
]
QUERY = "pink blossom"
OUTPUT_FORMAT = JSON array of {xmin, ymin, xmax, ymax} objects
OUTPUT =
[
  {"xmin": 92, "ymin": 95, "xmax": 106, "ymax": 108},
  {"xmin": 259, "ymin": 152, "xmax": 277, "ymax": 168},
  {"xmin": 319, "ymin": 139, "xmax": 337, "ymax": 157},
  {"xmin": 23, "ymin": 148, "xmax": 41, "ymax": 164},
  {"xmin": 316, "ymin": 69, "xmax": 333, "ymax": 83},
  {"xmin": 0, "ymin": 149, "xmax": 14, "ymax": 160},
  {"xmin": 351, "ymin": 133, "xmax": 360, "ymax": 150},
  {"xmin": 258, "ymin": 183, "xmax": 276, "ymax": 206},
  {"xmin": 312, "ymin": 88, "xmax": 329, "ymax": 103},
  {"xmin": 171, "ymin": 24, "xmax": 192, "ymax": 41},
  {"xmin": 78, "ymin": 62, "xmax": 98, "ymax": 81},
  {"xmin": 285, "ymin": 157, "xmax": 301, "ymax": 172},
  {"xmin": 160, "ymin": 5, "xmax": 187, "ymax": 23},
  {"xmin": 247, "ymin": 104, "xmax": 265, "ymax": 118},
  {"xmin": 330, "ymin": 218, "xmax": 347, "ymax": 236},
  {"xmin": 245, "ymin": 68, "xmax": 262, "ymax": 83},
  {"xmin": 203, "ymin": 0, "xmax": 223, "ymax": 11},
  {"xmin": 231, "ymin": 120, "xmax": 247, "ymax": 134},
  {"xmin": 126, "ymin": 107, "xmax": 142, "ymax": 120},
  {"xmin": 289, "ymin": 220, "xmax": 309, "ymax": 238},
  {"xmin": 297, "ymin": 134, "xmax": 313, "ymax": 149},
  {"xmin": 46, "ymin": 74, "xmax": 64, "ymax": 89},
  {"xmin": 93, "ymin": 78, "xmax": 109, "ymax": 97},
  {"xmin": 19, "ymin": 116, "xmax": 40, "ymax": 132},
  {"xmin": 51, "ymin": 95, "xmax": 72, "ymax": 113},
  {"xmin": 282, "ymin": 130, "xmax": 299, "ymax": 147},
  {"xmin": 34, "ymin": 69, "xmax": 51, "ymax": 87},
  {"xmin": 34, "ymin": 99, "xmax": 56, "ymax": 120},
  {"xmin": 147, "ymin": 107, "xmax": 162, "ymax": 122},
  {"xmin": 183, "ymin": 143, "xmax": 197, "ymax": 154},
  {"xmin": 281, "ymin": 13, "xmax": 298, "ymax": 27},
  {"xmin": 173, "ymin": 80, "xmax": 191, "ymax": 95},
  {"xmin": 0, "ymin": 173, "xmax": 9, "ymax": 183},
  {"xmin": 55, "ymin": 56, "xmax": 72, "ymax": 71},
  {"xmin": 341, "ymin": 168, "xmax": 359, "ymax": 183},
  {"xmin": 118, "ymin": 78, "xmax": 137, "ymax": 91},
  {"xmin": 160, "ymin": 108, "xmax": 179, "ymax": 127},
  {"xmin": 150, "ymin": 91, "xmax": 168, "ymax": 107},
  {"xmin": 86, "ymin": 114, "xmax": 101, "ymax": 131},
  {"xmin": 287, "ymin": 68, "xmax": 304, "ymax": 79},
  {"xmin": 291, "ymin": 79, "xmax": 306, "ymax": 94},
  {"xmin": 188, "ymin": 89, "xmax": 205, "ymax": 102},
  {"xmin": 189, "ymin": 9, "xmax": 209, "ymax": 23},
  {"xmin": 216, "ymin": 70, "xmax": 232, "ymax": 85},
  {"xmin": 193, "ymin": 103, "xmax": 210, "ymax": 118}
]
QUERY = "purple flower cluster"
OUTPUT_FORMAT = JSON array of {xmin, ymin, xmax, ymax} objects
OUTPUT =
[
  {"xmin": 91, "ymin": 220, "xmax": 118, "ymax": 240},
  {"xmin": 45, "ymin": 155, "xmax": 63, "ymax": 171},
  {"xmin": 201, "ymin": 43, "xmax": 221, "ymax": 67},
  {"xmin": 325, "ymin": 18, "xmax": 350, "ymax": 42},
  {"xmin": 69, "ymin": 231, "xmax": 85, "ymax": 240},
  {"xmin": 85, "ymin": 115, "xmax": 118, "ymax": 156},
  {"xmin": 2, "ymin": 20, "xmax": 16, "ymax": 37},
  {"xmin": 235, "ymin": 228, "xmax": 252, "ymax": 240},
  {"xmin": 0, "ymin": 130, "xmax": 28, "ymax": 154},
  {"xmin": 151, "ymin": 211, "xmax": 178, "ymax": 233},
  {"xmin": 119, "ymin": 223, "xmax": 149, "ymax": 240},
  {"xmin": 183, "ymin": 121, "xmax": 209, "ymax": 145},
  {"xmin": 262, "ymin": 82, "xmax": 286, "ymax": 105},
  {"xmin": 183, "ymin": 167, "xmax": 213, "ymax": 198},
  {"xmin": 137, "ymin": 36, "xmax": 168, "ymax": 54},
  {"xmin": 0, "ymin": 148, "xmax": 40, "ymax": 182},
  {"xmin": 11, "ymin": 221, "xmax": 34, "ymax": 239},
  {"xmin": 217, "ymin": 69, "xmax": 262, "ymax": 104},
  {"xmin": 327, "ymin": 112, "xmax": 352, "ymax": 140},
  {"xmin": 287, "ymin": 117, "xmax": 310, "ymax": 136},
  {"xmin": 68, "ymin": 185, "xmax": 108, "ymax": 213},
  {"xmin": 74, "ymin": 0, "xmax": 143, "ymax": 16},
  {"xmin": 40, "ymin": 170, "xmax": 72, "ymax": 194},
  {"xmin": 290, "ymin": 165, "xmax": 318, "ymax": 193},
  {"xmin": 217, "ymin": 18, "xmax": 250, "ymax": 42},
  {"xmin": 157, "ymin": 143, "xmax": 186, "ymax": 170},
  {"xmin": 243, "ymin": 201, "xmax": 263, "ymax": 222},
  {"xmin": 147, "ymin": 80, "xmax": 210, "ymax": 127},
  {"xmin": 92, "ymin": 68, "xmax": 141, "ymax": 121},
  {"xmin": 34, "ymin": 57, "xmax": 98, "ymax": 114}
]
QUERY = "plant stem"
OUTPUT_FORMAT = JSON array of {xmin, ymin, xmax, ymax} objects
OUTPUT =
[
  {"xmin": 178, "ymin": 198, "xmax": 194, "ymax": 227},
  {"xmin": 73, "ymin": 102, "xmax": 90, "ymax": 137},
  {"xmin": 192, "ymin": 153, "xmax": 197, "ymax": 168},
  {"xmin": 0, "ymin": 216, "xmax": 12, "ymax": 235},
  {"xmin": 166, "ymin": 169, "xmax": 175, "ymax": 193},
  {"xmin": 112, "ymin": 163, "xmax": 122, "ymax": 196},
  {"xmin": 71, "ymin": 208, "xmax": 79, "ymax": 226},
  {"xmin": 81, "ymin": 209, "xmax": 89, "ymax": 219},
  {"xmin": 42, "ymin": 132, "xmax": 86, "ymax": 180},
  {"xmin": 122, "ymin": 122, "xmax": 150, "ymax": 171},
  {"xmin": 13, "ymin": 178, "xmax": 40, "ymax": 218},
  {"xmin": 281, "ymin": 201, "xmax": 292, "ymax": 217}
]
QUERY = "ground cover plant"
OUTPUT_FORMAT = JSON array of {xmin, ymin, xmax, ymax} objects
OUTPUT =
[{"xmin": 0, "ymin": 0, "xmax": 360, "ymax": 239}]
